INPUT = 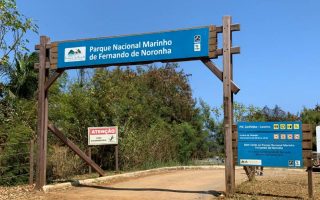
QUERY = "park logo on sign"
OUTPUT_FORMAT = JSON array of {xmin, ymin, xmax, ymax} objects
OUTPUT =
[{"xmin": 64, "ymin": 47, "xmax": 86, "ymax": 62}]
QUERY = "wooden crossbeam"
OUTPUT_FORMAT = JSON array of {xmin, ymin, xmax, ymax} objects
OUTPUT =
[
  {"xmin": 48, "ymin": 123, "xmax": 105, "ymax": 176},
  {"xmin": 216, "ymin": 24, "xmax": 240, "ymax": 33},
  {"xmin": 44, "ymin": 70, "xmax": 65, "ymax": 91},
  {"xmin": 215, "ymin": 47, "xmax": 240, "ymax": 56},
  {"xmin": 201, "ymin": 59, "xmax": 240, "ymax": 94}
]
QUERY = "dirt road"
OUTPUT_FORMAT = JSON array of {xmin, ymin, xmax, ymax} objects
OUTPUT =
[{"xmin": 44, "ymin": 168, "xmax": 246, "ymax": 200}]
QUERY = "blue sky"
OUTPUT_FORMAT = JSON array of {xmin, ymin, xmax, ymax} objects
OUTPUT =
[{"xmin": 17, "ymin": 0, "xmax": 320, "ymax": 114}]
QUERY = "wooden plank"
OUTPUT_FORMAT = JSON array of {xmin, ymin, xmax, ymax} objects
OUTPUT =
[
  {"xmin": 303, "ymin": 132, "xmax": 312, "ymax": 141},
  {"xmin": 48, "ymin": 123, "xmax": 105, "ymax": 176},
  {"xmin": 302, "ymin": 124, "xmax": 311, "ymax": 131},
  {"xmin": 50, "ymin": 63, "xmax": 58, "ymax": 69},
  {"xmin": 216, "ymin": 24, "xmax": 240, "ymax": 33},
  {"xmin": 50, "ymin": 53, "xmax": 58, "ymax": 59},
  {"xmin": 232, "ymin": 141, "xmax": 237, "ymax": 148},
  {"xmin": 303, "ymin": 150, "xmax": 312, "ymax": 158},
  {"xmin": 222, "ymin": 16, "xmax": 235, "ymax": 196},
  {"xmin": 303, "ymin": 142, "xmax": 312, "ymax": 150},
  {"xmin": 208, "ymin": 52, "xmax": 217, "ymax": 59},
  {"xmin": 201, "ymin": 59, "xmax": 240, "ymax": 94},
  {"xmin": 50, "ymin": 48, "xmax": 57, "ymax": 53}
]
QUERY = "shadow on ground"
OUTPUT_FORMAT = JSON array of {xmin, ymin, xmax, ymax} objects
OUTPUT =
[
  {"xmin": 236, "ymin": 191, "xmax": 303, "ymax": 199},
  {"xmin": 75, "ymin": 184, "xmax": 223, "ymax": 197}
]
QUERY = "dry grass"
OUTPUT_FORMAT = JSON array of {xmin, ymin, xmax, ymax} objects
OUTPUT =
[{"xmin": 231, "ymin": 169, "xmax": 320, "ymax": 200}]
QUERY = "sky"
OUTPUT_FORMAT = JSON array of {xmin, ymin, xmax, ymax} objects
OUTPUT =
[{"xmin": 17, "ymin": 0, "xmax": 320, "ymax": 114}]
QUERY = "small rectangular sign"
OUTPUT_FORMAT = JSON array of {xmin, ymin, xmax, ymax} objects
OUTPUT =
[
  {"xmin": 317, "ymin": 126, "xmax": 320, "ymax": 153},
  {"xmin": 88, "ymin": 126, "xmax": 118, "ymax": 145},
  {"xmin": 238, "ymin": 122, "xmax": 303, "ymax": 168},
  {"xmin": 56, "ymin": 26, "xmax": 214, "ymax": 69}
]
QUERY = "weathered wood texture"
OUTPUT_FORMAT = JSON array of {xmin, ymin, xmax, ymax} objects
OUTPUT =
[
  {"xmin": 87, "ymin": 147, "xmax": 92, "ymax": 174},
  {"xmin": 29, "ymin": 139, "xmax": 34, "ymax": 185},
  {"xmin": 36, "ymin": 36, "xmax": 50, "ymax": 190},
  {"xmin": 222, "ymin": 16, "xmax": 235, "ymax": 196},
  {"xmin": 232, "ymin": 124, "xmax": 313, "ymax": 167},
  {"xmin": 48, "ymin": 123, "xmax": 105, "ymax": 176},
  {"xmin": 115, "ymin": 145, "xmax": 119, "ymax": 172}
]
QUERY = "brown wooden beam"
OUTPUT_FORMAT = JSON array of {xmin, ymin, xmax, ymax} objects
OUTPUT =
[
  {"xmin": 34, "ymin": 62, "xmax": 51, "ymax": 69},
  {"xmin": 35, "ymin": 43, "xmax": 52, "ymax": 50},
  {"xmin": 44, "ymin": 70, "xmax": 65, "ymax": 91},
  {"xmin": 215, "ymin": 47, "xmax": 240, "ymax": 56},
  {"xmin": 36, "ymin": 36, "xmax": 50, "ymax": 190},
  {"xmin": 201, "ymin": 59, "xmax": 240, "ymax": 94},
  {"xmin": 216, "ymin": 24, "xmax": 240, "ymax": 33},
  {"xmin": 222, "ymin": 16, "xmax": 235, "ymax": 196},
  {"xmin": 34, "ymin": 69, "xmax": 65, "ymax": 99},
  {"xmin": 48, "ymin": 123, "xmax": 105, "ymax": 176}
]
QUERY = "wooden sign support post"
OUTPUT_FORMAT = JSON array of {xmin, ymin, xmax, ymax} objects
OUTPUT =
[
  {"xmin": 223, "ymin": 16, "xmax": 235, "ymax": 196},
  {"xmin": 35, "ymin": 36, "xmax": 105, "ymax": 190},
  {"xmin": 36, "ymin": 36, "xmax": 50, "ymax": 190}
]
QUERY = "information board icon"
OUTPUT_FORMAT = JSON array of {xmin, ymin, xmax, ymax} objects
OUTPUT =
[
  {"xmin": 194, "ymin": 35, "xmax": 201, "ymax": 43},
  {"xmin": 294, "ymin": 134, "xmax": 300, "ymax": 140},
  {"xmin": 273, "ymin": 124, "xmax": 279, "ymax": 130},
  {"xmin": 274, "ymin": 134, "xmax": 279, "ymax": 139},
  {"xmin": 294, "ymin": 124, "xmax": 300, "ymax": 129},
  {"xmin": 281, "ymin": 134, "xmax": 286, "ymax": 139},
  {"xmin": 295, "ymin": 160, "xmax": 301, "ymax": 167},
  {"xmin": 280, "ymin": 124, "xmax": 286, "ymax": 129},
  {"xmin": 288, "ymin": 160, "xmax": 294, "ymax": 167},
  {"xmin": 287, "ymin": 134, "xmax": 293, "ymax": 139},
  {"xmin": 287, "ymin": 124, "xmax": 293, "ymax": 129}
]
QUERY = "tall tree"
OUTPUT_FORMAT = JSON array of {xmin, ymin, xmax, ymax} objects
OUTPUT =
[
  {"xmin": 4, "ymin": 52, "xmax": 38, "ymax": 99},
  {"xmin": 0, "ymin": 0, "xmax": 37, "ymax": 67}
]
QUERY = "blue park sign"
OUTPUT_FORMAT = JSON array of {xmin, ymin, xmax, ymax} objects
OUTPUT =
[
  {"xmin": 237, "ymin": 122, "xmax": 303, "ymax": 168},
  {"xmin": 56, "ymin": 26, "xmax": 214, "ymax": 69}
]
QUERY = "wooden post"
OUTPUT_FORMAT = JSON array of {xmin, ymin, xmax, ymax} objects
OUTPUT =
[
  {"xmin": 115, "ymin": 145, "xmax": 119, "ymax": 172},
  {"xmin": 87, "ymin": 147, "xmax": 92, "ymax": 174},
  {"xmin": 36, "ymin": 36, "xmax": 50, "ymax": 190},
  {"xmin": 308, "ymin": 167, "xmax": 313, "ymax": 199},
  {"xmin": 29, "ymin": 139, "xmax": 34, "ymax": 185},
  {"xmin": 223, "ymin": 16, "xmax": 235, "ymax": 196}
]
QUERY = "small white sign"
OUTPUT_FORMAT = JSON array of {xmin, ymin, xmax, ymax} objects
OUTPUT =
[
  {"xmin": 240, "ymin": 159, "xmax": 262, "ymax": 166},
  {"xmin": 64, "ymin": 47, "xmax": 86, "ymax": 62},
  {"xmin": 88, "ymin": 126, "xmax": 118, "ymax": 145},
  {"xmin": 194, "ymin": 44, "xmax": 201, "ymax": 51},
  {"xmin": 317, "ymin": 126, "xmax": 320, "ymax": 153}
]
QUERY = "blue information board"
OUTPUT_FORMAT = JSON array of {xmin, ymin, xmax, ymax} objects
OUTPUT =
[
  {"xmin": 237, "ymin": 122, "xmax": 303, "ymax": 168},
  {"xmin": 57, "ymin": 26, "xmax": 213, "ymax": 69}
]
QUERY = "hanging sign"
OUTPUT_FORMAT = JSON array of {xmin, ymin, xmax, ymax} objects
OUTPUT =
[{"xmin": 50, "ymin": 26, "xmax": 216, "ymax": 69}]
